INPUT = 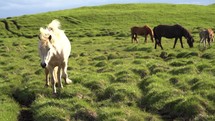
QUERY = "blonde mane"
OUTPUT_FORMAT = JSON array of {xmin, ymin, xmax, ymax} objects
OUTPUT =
[
  {"xmin": 47, "ymin": 19, "xmax": 65, "ymax": 40},
  {"xmin": 39, "ymin": 19, "xmax": 65, "ymax": 47},
  {"xmin": 39, "ymin": 27, "xmax": 53, "ymax": 47}
]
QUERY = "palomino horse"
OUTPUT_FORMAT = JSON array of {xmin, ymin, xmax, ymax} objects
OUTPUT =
[
  {"xmin": 153, "ymin": 24, "xmax": 194, "ymax": 49},
  {"xmin": 199, "ymin": 29, "xmax": 214, "ymax": 47},
  {"xmin": 38, "ymin": 19, "xmax": 72, "ymax": 94},
  {"xmin": 131, "ymin": 25, "xmax": 154, "ymax": 43}
]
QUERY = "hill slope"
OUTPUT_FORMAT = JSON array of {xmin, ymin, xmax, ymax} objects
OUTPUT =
[
  {"xmin": 0, "ymin": 4, "xmax": 215, "ymax": 38},
  {"xmin": 0, "ymin": 3, "xmax": 215, "ymax": 121}
]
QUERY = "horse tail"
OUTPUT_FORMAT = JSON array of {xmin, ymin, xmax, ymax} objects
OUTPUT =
[
  {"xmin": 48, "ymin": 19, "xmax": 61, "ymax": 32},
  {"xmin": 151, "ymin": 28, "xmax": 154, "ymax": 37},
  {"xmin": 153, "ymin": 27, "xmax": 159, "ymax": 44},
  {"xmin": 149, "ymin": 27, "xmax": 154, "ymax": 42}
]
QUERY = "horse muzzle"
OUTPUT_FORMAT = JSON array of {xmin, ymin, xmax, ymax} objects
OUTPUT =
[{"xmin": 40, "ymin": 63, "xmax": 47, "ymax": 68}]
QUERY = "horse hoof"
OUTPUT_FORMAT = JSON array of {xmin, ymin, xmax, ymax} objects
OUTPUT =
[
  {"xmin": 59, "ymin": 84, "xmax": 63, "ymax": 88},
  {"xmin": 44, "ymin": 84, "xmax": 50, "ymax": 87},
  {"xmin": 53, "ymin": 93, "xmax": 58, "ymax": 97},
  {"xmin": 66, "ymin": 79, "xmax": 72, "ymax": 84}
]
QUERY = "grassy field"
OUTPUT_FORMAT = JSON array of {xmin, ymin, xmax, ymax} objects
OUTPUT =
[{"xmin": 0, "ymin": 3, "xmax": 215, "ymax": 121}]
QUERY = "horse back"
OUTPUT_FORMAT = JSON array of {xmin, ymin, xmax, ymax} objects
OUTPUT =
[
  {"xmin": 153, "ymin": 24, "xmax": 186, "ymax": 38},
  {"xmin": 199, "ymin": 30, "xmax": 209, "ymax": 38},
  {"xmin": 131, "ymin": 25, "xmax": 153, "ymax": 35},
  {"xmin": 131, "ymin": 26, "xmax": 145, "ymax": 35}
]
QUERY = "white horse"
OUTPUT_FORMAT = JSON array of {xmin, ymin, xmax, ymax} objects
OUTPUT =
[{"xmin": 38, "ymin": 19, "xmax": 72, "ymax": 94}]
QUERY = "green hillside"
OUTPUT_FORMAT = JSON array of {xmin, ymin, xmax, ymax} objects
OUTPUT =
[
  {"xmin": 0, "ymin": 3, "xmax": 215, "ymax": 121},
  {"xmin": 1, "ymin": 4, "xmax": 215, "ymax": 38}
]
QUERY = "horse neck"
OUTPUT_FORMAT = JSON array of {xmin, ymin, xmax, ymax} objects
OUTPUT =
[{"xmin": 182, "ymin": 29, "xmax": 190, "ymax": 38}]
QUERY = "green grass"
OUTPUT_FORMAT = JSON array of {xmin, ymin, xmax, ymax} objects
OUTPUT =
[
  {"xmin": 0, "ymin": 3, "xmax": 215, "ymax": 121},
  {"xmin": 0, "ymin": 95, "xmax": 20, "ymax": 121}
]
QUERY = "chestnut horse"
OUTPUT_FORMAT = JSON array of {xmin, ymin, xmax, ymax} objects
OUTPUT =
[
  {"xmin": 131, "ymin": 25, "xmax": 154, "ymax": 43},
  {"xmin": 153, "ymin": 24, "xmax": 194, "ymax": 49}
]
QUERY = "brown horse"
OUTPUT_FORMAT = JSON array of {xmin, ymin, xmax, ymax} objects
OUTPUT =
[
  {"xmin": 153, "ymin": 24, "xmax": 194, "ymax": 49},
  {"xmin": 131, "ymin": 25, "xmax": 154, "ymax": 43}
]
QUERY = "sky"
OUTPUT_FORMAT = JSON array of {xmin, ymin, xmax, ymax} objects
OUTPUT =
[{"xmin": 0, "ymin": 0, "xmax": 214, "ymax": 18}]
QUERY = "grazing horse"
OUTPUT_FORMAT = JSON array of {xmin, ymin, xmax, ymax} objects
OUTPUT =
[
  {"xmin": 38, "ymin": 19, "xmax": 72, "ymax": 94},
  {"xmin": 153, "ymin": 24, "xmax": 194, "ymax": 49},
  {"xmin": 199, "ymin": 29, "xmax": 214, "ymax": 47},
  {"xmin": 131, "ymin": 25, "xmax": 154, "ymax": 43}
]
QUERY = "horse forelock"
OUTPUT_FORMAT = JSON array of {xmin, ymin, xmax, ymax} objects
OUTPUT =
[
  {"xmin": 39, "ymin": 33, "xmax": 54, "ymax": 48},
  {"xmin": 39, "ymin": 35, "xmax": 49, "ymax": 48},
  {"xmin": 40, "ymin": 27, "xmax": 59, "ymax": 46}
]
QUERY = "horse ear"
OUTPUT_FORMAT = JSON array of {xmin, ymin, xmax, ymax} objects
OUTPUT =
[{"xmin": 48, "ymin": 35, "xmax": 52, "ymax": 41}]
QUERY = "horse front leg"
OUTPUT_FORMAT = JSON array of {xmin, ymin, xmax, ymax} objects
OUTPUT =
[
  {"xmin": 179, "ymin": 37, "xmax": 183, "ymax": 48},
  {"xmin": 45, "ymin": 68, "xmax": 50, "ymax": 87},
  {"xmin": 199, "ymin": 37, "xmax": 203, "ymax": 47},
  {"xmin": 131, "ymin": 34, "xmax": 134, "ymax": 43},
  {"xmin": 207, "ymin": 37, "xmax": 211, "ymax": 47},
  {"xmin": 204, "ymin": 38, "xmax": 206, "ymax": 48},
  {"xmin": 56, "ymin": 66, "xmax": 63, "ymax": 89},
  {"xmin": 62, "ymin": 61, "xmax": 72, "ymax": 84},
  {"xmin": 144, "ymin": 34, "xmax": 148, "ymax": 43},
  {"xmin": 134, "ymin": 34, "xmax": 138, "ymax": 43},
  {"xmin": 50, "ymin": 67, "xmax": 57, "ymax": 94},
  {"xmin": 159, "ymin": 39, "xmax": 163, "ymax": 50},
  {"xmin": 173, "ymin": 38, "xmax": 178, "ymax": 48},
  {"xmin": 200, "ymin": 37, "xmax": 203, "ymax": 43}
]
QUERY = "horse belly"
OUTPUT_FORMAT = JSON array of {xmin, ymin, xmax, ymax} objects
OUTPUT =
[{"xmin": 163, "ymin": 35, "xmax": 176, "ymax": 38}]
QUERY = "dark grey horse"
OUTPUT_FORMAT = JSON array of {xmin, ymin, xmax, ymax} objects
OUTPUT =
[{"xmin": 153, "ymin": 24, "xmax": 194, "ymax": 49}]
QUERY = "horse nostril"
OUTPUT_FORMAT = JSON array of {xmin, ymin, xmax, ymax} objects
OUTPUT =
[{"xmin": 40, "ymin": 63, "xmax": 46, "ymax": 68}]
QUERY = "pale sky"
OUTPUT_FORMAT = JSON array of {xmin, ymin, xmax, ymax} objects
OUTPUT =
[{"xmin": 0, "ymin": 0, "xmax": 214, "ymax": 18}]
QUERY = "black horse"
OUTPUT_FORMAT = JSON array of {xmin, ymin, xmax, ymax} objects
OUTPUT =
[{"xmin": 153, "ymin": 24, "xmax": 194, "ymax": 49}]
